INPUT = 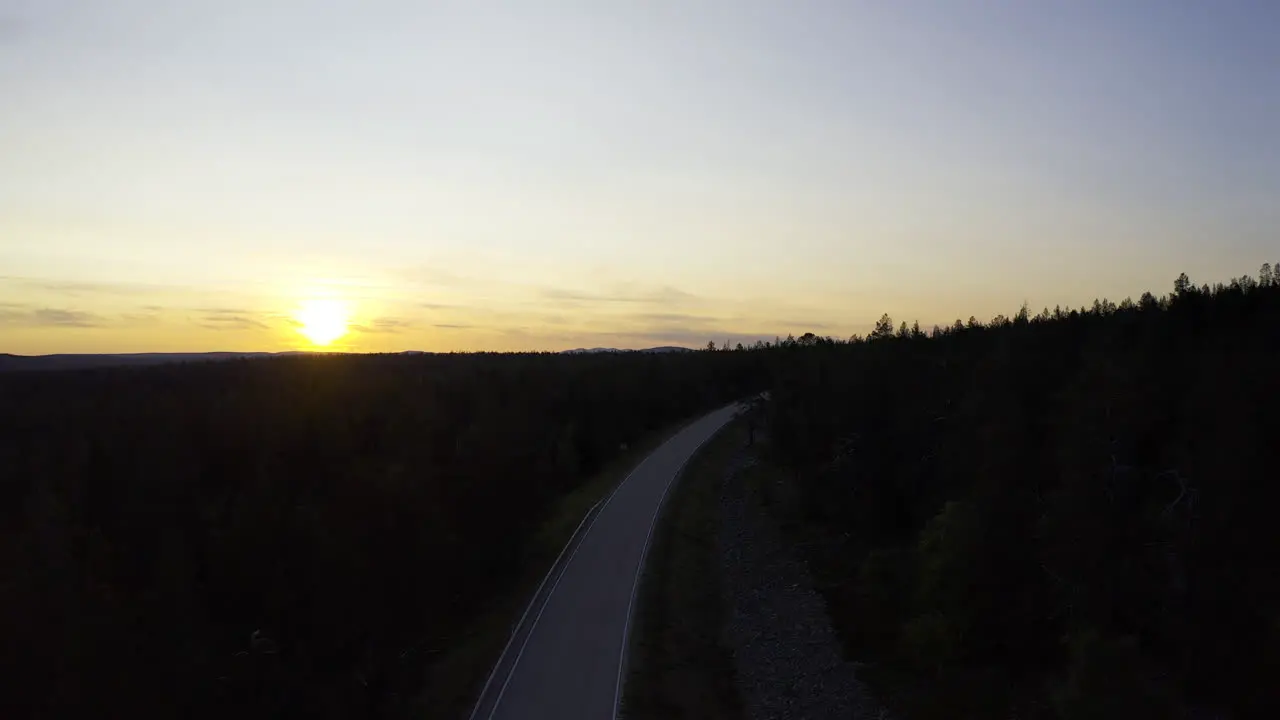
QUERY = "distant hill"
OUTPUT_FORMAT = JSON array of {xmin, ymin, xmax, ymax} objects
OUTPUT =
[
  {"xmin": 561, "ymin": 346, "xmax": 694, "ymax": 355},
  {"xmin": 0, "ymin": 352, "xmax": 297, "ymax": 373},
  {"xmin": 0, "ymin": 347, "xmax": 688, "ymax": 372},
  {"xmin": 0, "ymin": 350, "xmax": 425, "ymax": 373}
]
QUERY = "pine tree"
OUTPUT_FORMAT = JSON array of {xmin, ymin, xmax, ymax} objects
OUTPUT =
[{"xmin": 872, "ymin": 314, "xmax": 895, "ymax": 339}]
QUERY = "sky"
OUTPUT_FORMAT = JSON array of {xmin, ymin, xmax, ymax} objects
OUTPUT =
[{"xmin": 2, "ymin": 0, "xmax": 1278, "ymax": 354}]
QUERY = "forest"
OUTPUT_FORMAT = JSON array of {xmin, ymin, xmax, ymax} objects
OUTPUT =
[
  {"xmin": 0, "ymin": 349, "xmax": 766, "ymax": 718},
  {"xmin": 761, "ymin": 265, "xmax": 1280, "ymax": 718},
  {"xmin": 2, "ymin": 264, "xmax": 1276, "ymax": 719}
]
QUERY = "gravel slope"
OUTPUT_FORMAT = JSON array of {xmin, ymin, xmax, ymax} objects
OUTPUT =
[{"xmin": 718, "ymin": 450, "xmax": 887, "ymax": 720}]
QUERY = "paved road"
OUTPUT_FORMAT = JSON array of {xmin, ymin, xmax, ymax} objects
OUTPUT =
[{"xmin": 469, "ymin": 403, "xmax": 742, "ymax": 720}]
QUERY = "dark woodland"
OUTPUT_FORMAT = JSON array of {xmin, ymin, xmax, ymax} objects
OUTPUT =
[
  {"xmin": 2, "ymin": 265, "xmax": 1277, "ymax": 718},
  {"xmin": 0, "ymin": 350, "xmax": 765, "ymax": 718},
  {"xmin": 763, "ymin": 266, "xmax": 1280, "ymax": 719}
]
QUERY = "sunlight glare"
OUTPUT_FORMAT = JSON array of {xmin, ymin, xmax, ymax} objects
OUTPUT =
[{"xmin": 295, "ymin": 298, "xmax": 351, "ymax": 347}]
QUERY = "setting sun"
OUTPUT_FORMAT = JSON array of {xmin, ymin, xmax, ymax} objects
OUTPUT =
[{"xmin": 295, "ymin": 298, "xmax": 351, "ymax": 347}]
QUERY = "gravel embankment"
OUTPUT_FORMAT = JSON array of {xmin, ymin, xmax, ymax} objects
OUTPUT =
[{"xmin": 718, "ymin": 450, "xmax": 886, "ymax": 720}]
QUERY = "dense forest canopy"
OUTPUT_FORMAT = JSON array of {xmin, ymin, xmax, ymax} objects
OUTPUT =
[
  {"xmin": 762, "ymin": 266, "xmax": 1280, "ymax": 719},
  {"xmin": 2, "ymin": 265, "xmax": 1276, "ymax": 718},
  {"xmin": 0, "ymin": 350, "xmax": 766, "ymax": 718}
]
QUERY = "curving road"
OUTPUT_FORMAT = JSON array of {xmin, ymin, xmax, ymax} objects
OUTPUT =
[{"xmin": 468, "ymin": 403, "xmax": 742, "ymax": 720}]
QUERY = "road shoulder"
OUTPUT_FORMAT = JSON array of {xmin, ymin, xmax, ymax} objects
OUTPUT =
[
  {"xmin": 415, "ymin": 417, "xmax": 700, "ymax": 720},
  {"xmin": 621, "ymin": 419, "xmax": 746, "ymax": 719}
]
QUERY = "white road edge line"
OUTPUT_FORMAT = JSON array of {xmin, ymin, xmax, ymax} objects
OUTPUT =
[
  {"xmin": 466, "ymin": 496, "xmax": 602, "ymax": 720},
  {"xmin": 474, "ymin": 430, "xmax": 672, "ymax": 720},
  {"xmin": 612, "ymin": 404, "xmax": 741, "ymax": 719}
]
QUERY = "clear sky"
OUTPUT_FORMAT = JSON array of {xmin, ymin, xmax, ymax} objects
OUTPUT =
[{"xmin": 3, "ymin": 1, "xmax": 1277, "ymax": 353}]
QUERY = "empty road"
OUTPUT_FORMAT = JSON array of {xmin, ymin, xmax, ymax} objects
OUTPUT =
[{"xmin": 469, "ymin": 402, "xmax": 742, "ymax": 720}]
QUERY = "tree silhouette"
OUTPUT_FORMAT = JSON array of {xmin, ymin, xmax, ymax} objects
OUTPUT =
[
  {"xmin": 1174, "ymin": 272, "xmax": 1194, "ymax": 295},
  {"xmin": 871, "ymin": 313, "xmax": 895, "ymax": 339}
]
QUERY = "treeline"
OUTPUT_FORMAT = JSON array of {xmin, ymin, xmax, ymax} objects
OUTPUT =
[
  {"xmin": 762, "ymin": 266, "xmax": 1280, "ymax": 719},
  {"xmin": 0, "ymin": 350, "xmax": 766, "ymax": 718}
]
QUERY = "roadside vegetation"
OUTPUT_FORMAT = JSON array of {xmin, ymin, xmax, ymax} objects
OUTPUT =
[{"xmin": 623, "ymin": 419, "xmax": 746, "ymax": 720}]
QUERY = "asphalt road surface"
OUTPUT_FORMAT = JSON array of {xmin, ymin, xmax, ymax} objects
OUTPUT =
[{"xmin": 469, "ymin": 402, "xmax": 742, "ymax": 720}]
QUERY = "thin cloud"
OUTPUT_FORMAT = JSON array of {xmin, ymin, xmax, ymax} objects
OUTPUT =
[
  {"xmin": 538, "ymin": 288, "xmax": 608, "ymax": 303},
  {"xmin": 624, "ymin": 309, "xmax": 830, "ymax": 336},
  {"xmin": 195, "ymin": 311, "xmax": 270, "ymax": 331},
  {"xmin": 774, "ymin": 319, "xmax": 832, "ymax": 330},
  {"xmin": 609, "ymin": 328, "xmax": 774, "ymax": 348},
  {"xmin": 119, "ymin": 312, "xmax": 162, "ymax": 326},
  {"xmin": 0, "ymin": 306, "xmax": 106, "ymax": 328},
  {"xmin": 194, "ymin": 307, "xmax": 259, "ymax": 315},
  {"xmin": 352, "ymin": 317, "xmax": 413, "ymax": 334},
  {"xmin": 630, "ymin": 312, "xmax": 722, "ymax": 326},
  {"xmin": 538, "ymin": 284, "xmax": 697, "ymax": 306},
  {"xmin": 0, "ymin": 276, "xmax": 168, "ymax": 297},
  {"xmin": 34, "ymin": 308, "xmax": 104, "ymax": 327}
]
